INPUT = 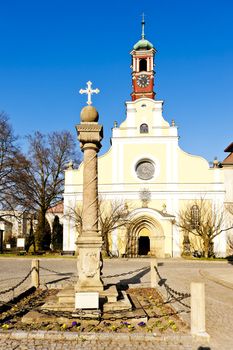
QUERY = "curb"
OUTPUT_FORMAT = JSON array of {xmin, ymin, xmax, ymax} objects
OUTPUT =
[
  {"xmin": 0, "ymin": 330, "xmax": 195, "ymax": 342},
  {"xmin": 199, "ymin": 270, "xmax": 233, "ymax": 290}
]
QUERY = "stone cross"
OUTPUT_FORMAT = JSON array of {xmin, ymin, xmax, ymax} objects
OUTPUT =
[{"xmin": 79, "ymin": 81, "xmax": 100, "ymax": 105}]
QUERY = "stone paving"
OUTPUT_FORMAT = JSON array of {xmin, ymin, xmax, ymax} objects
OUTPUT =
[
  {"xmin": 0, "ymin": 331, "xmax": 205, "ymax": 350},
  {"xmin": 0, "ymin": 257, "xmax": 233, "ymax": 349}
]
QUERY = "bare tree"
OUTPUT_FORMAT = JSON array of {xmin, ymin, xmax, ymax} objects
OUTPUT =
[
  {"xmin": 67, "ymin": 200, "xmax": 133, "ymax": 256},
  {"xmin": 14, "ymin": 131, "xmax": 79, "ymax": 250},
  {"xmin": 177, "ymin": 198, "xmax": 233, "ymax": 258},
  {"xmin": 99, "ymin": 200, "xmax": 133, "ymax": 255},
  {"xmin": 0, "ymin": 112, "xmax": 27, "ymax": 217}
]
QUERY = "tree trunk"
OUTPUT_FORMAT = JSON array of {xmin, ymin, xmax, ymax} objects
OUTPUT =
[
  {"xmin": 35, "ymin": 209, "xmax": 46, "ymax": 251},
  {"xmin": 203, "ymin": 238, "xmax": 211, "ymax": 258}
]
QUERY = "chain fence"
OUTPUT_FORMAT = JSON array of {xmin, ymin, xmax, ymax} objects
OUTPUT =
[
  {"xmin": 154, "ymin": 266, "xmax": 191, "ymax": 310},
  {"xmin": 0, "ymin": 260, "xmax": 191, "ymax": 322},
  {"xmin": 0, "ymin": 267, "xmax": 36, "ymax": 307}
]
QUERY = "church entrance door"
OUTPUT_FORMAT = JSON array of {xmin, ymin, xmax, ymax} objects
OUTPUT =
[{"xmin": 138, "ymin": 236, "xmax": 150, "ymax": 255}]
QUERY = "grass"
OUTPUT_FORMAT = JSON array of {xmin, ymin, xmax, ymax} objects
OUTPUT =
[{"xmin": 182, "ymin": 256, "xmax": 228, "ymax": 262}]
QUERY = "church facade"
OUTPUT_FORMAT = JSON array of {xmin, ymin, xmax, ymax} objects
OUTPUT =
[{"xmin": 63, "ymin": 20, "xmax": 229, "ymax": 258}]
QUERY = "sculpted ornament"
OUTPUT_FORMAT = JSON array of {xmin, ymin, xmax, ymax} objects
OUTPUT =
[
  {"xmin": 136, "ymin": 160, "xmax": 155, "ymax": 180},
  {"xmin": 81, "ymin": 252, "xmax": 99, "ymax": 278}
]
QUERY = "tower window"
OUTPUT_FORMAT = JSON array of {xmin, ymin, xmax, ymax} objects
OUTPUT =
[
  {"xmin": 140, "ymin": 123, "xmax": 149, "ymax": 133},
  {"xmin": 139, "ymin": 59, "xmax": 147, "ymax": 72}
]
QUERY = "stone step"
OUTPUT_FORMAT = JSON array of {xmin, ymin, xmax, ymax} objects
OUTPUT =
[
  {"xmin": 41, "ymin": 302, "xmax": 74, "ymax": 312},
  {"xmin": 101, "ymin": 285, "xmax": 118, "ymax": 303},
  {"xmin": 57, "ymin": 287, "xmax": 75, "ymax": 304},
  {"xmin": 57, "ymin": 285, "xmax": 119, "ymax": 305},
  {"xmin": 103, "ymin": 291, "xmax": 132, "ymax": 312},
  {"xmin": 103, "ymin": 293, "xmax": 147, "ymax": 323}
]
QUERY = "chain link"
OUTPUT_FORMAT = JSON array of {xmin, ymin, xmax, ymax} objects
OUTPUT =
[
  {"xmin": 154, "ymin": 266, "xmax": 191, "ymax": 309},
  {"xmin": 102, "ymin": 266, "xmax": 148, "ymax": 279},
  {"xmin": 38, "ymin": 302, "xmax": 180, "ymax": 321},
  {"xmin": 0, "ymin": 267, "xmax": 35, "ymax": 296},
  {"xmin": 39, "ymin": 265, "xmax": 148, "ymax": 279},
  {"xmin": 40, "ymin": 266, "xmax": 75, "ymax": 276}
]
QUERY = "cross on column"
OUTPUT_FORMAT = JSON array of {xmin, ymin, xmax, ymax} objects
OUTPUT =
[{"xmin": 79, "ymin": 81, "xmax": 100, "ymax": 105}]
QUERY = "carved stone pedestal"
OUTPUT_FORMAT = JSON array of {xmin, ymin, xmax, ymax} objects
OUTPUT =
[{"xmin": 76, "ymin": 237, "xmax": 103, "ymax": 292}]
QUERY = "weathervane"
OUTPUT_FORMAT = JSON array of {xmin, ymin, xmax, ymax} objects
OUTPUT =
[{"xmin": 79, "ymin": 81, "xmax": 100, "ymax": 105}]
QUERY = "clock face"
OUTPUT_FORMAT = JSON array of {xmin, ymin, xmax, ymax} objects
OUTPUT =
[{"xmin": 137, "ymin": 75, "xmax": 150, "ymax": 88}]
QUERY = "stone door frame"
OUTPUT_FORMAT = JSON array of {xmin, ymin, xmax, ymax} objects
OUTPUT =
[{"xmin": 126, "ymin": 208, "xmax": 165, "ymax": 258}]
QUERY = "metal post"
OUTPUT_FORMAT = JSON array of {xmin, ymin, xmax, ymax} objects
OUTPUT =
[{"xmin": 31, "ymin": 259, "xmax": 40, "ymax": 288}]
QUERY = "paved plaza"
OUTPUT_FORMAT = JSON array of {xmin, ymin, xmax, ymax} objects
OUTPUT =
[{"xmin": 0, "ymin": 257, "xmax": 233, "ymax": 349}]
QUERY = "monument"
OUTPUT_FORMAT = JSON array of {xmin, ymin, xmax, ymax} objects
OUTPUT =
[
  {"xmin": 40, "ymin": 81, "xmax": 131, "ymax": 316},
  {"xmin": 74, "ymin": 81, "xmax": 104, "ymax": 309}
]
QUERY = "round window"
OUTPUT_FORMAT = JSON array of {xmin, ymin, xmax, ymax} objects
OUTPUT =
[{"xmin": 136, "ymin": 160, "xmax": 155, "ymax": 180}]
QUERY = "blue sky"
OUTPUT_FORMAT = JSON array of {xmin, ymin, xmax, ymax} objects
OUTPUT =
[{"xmin": 0, "ymin": 0, "xmax": 232, "ymax": 162}]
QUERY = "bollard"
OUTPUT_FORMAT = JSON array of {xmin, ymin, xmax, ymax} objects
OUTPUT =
[
  {"xmin": 191, "ymin": 282, "xmax": 208, "ymax": 336},
  {"xmin": 31, "ymin": 259, "xmax": 40, "ymax": 288},
  {"xmin": 150, "ymin": 258, "xmax": 158, "ymax": 288}
]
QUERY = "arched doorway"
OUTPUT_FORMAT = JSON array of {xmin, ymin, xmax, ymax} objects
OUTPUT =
[{"xmin": 126, "ymin": 213, "xmax": 165, "ymax": 258}]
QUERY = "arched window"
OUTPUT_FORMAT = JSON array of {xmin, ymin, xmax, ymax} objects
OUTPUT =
[
  {"xmin": 191, "ymin": 205, "xmax": 200, "ymax": 229},
  {"xmin": 140, "ymin": 123, "xmax": 149, "ymax": 133},
  {"xmin": 139, "ymin": 59, "xmax": 147, "ymax": 72}
]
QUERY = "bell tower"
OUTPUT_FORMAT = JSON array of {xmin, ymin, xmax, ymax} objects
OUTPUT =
[{"xmin": 131, "ymin": 15, "xmax": 156, "ymax": 101}]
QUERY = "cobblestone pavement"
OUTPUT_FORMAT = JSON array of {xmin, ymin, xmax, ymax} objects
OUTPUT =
[
  {"xmin": 0, "ymin": 332, "xmax": 205, "ymax": 350},
  {"xmin": 0, "ymin": 257, "xmax": 233, "ymax": 349}
]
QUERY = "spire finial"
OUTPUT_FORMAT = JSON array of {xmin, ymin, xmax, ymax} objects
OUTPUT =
[{"xmin": 141, "ymin": 12, "xmax": 145, "ymax": 39}]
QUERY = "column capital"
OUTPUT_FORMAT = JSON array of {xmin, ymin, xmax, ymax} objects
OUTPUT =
[{"xmin": 76, "ymin": 123, "xmax": 103, "ymax": 150}]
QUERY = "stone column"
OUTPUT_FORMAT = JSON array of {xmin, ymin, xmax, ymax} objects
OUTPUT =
[{"xmin": 75, "ymin": 106, "xmax": 104, "ymax": 292}]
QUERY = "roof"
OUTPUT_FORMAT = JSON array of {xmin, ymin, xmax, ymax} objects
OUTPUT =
[
  {"xmin": 224, "ymin": 142, "xmax": 233, "ymax": 153},
  {"xmin": 222, "ymin": 142, "xmax": 233, "ymax": 166},
  {"xmin": 222, "ymin": 152, "xmax": 233, "ymax": 165},
  {"xmin": 155, "ymin": 209, "xmax": 175, "ymax": 218},
  {"xmin": 133, "ymin": 38, "xmax": 154, "ymax": 51},
  {"xmin": 47, "ymin": 201, "xmax": 64, "ymax": 214}
]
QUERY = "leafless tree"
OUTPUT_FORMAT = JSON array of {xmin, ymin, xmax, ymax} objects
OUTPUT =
[
  {"xmin": 13, "ymin": 131, "xmax": 79, "ymax": 249},
  {"xmin": 177, "ymin": 198, "xmax": 233, "ymax": 258},
  {"xmin": 0, "ymin": 112, "xmax": 27, "ymax": 218},
  {"xmin": 99, "ymin": 200, "xmax": 133, "ymax": 255},
  {"xmin": 67, "ymin": 199, "xmax": 133, "ymax": 256}
]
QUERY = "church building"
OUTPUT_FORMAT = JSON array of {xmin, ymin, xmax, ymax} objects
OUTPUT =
[{"xmin": 63, "ymin": 19, "xmax": 228, "ymax": 258}]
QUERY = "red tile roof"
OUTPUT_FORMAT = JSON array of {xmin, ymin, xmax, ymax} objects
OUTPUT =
[
  {"xmin": 222, "ymin": 152, "xmax": 233, "ymax": 165},
  {"xmin": 47, "ymin": 201, "xmax": 64, "ymax": 214}
]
